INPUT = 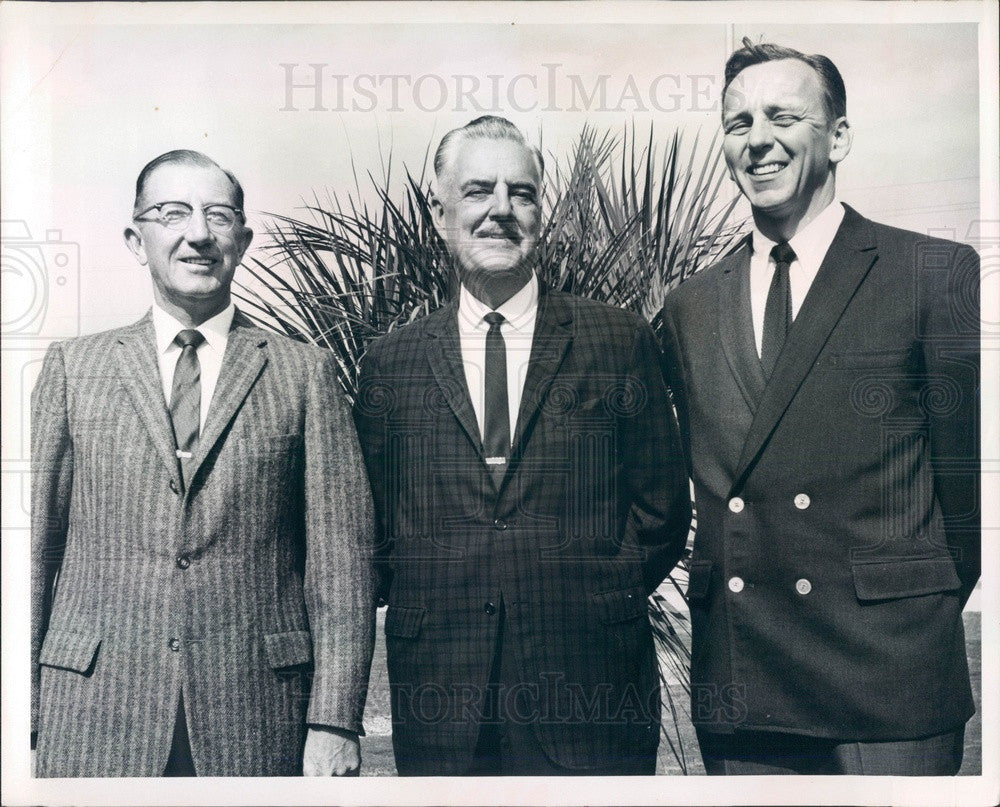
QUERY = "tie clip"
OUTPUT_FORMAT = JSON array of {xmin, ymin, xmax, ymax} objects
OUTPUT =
[
  {"xmin": 485, "ymin": 456, "xmax": 507, "ymax": 466},
  {"xmin": 175, "ymin": 450, "xmax": 193, "ymax": 459}
]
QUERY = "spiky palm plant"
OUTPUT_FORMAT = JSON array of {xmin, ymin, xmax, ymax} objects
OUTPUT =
[{"xmin": 236, "ymin": 124, "xmax": 745, "ymax": 773}]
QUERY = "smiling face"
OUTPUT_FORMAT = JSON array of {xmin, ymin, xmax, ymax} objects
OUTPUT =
[
  {"xmin": 722, "ymin": 58, "xmax": 851, "ymax": 239},
  {"xmin": 431, "ymin": 136, "xmax": 541, "ymax": 308},
  {"xmin": 124, "ymin": 161, "xmax": 252, "ymax": 325}
]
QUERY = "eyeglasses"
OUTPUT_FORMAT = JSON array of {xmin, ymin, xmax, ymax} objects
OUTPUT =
[{"xmin": 133, "ymin": 201, "xmax": 244, "ymax": 233}]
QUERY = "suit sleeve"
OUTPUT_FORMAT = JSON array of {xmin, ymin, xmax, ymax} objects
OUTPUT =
[
  {"xmin": 352, "ymin": 345, "xmax": 393, "ymax": 605},
  {"xmin": 921, "ymin": 243, "xmax": 980, "ymax": 607},
  {"xmin": 624, "ymin": 320, "xmax": 693, "ymax": 594},
  {"xmin": 31, "ymin": 341, "xmax": 74, "ymax": 738},
  {"xmin": 303, "ymin": 353, "xmax": 376, "ymax": 733},
  {"xmin": 659, "ymin": 301, "xmax": 693, "ymax": 476}
]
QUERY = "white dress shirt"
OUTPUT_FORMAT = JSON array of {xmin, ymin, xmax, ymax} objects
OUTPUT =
[
  {"xmin": 457, "ymin": 274, "xmax": 539, "ymax": 445},
  {"xmin": 750, "ymin": 200, "xmax": 846, "ymax": 356},
  {"xmin": 152, "ymin": 302, "xmax": 235, "ymax": 433}
]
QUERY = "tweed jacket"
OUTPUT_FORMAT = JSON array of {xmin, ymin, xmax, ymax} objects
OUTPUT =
[
  {"xmin": 353, "ymin": 285, "xmax": 691, "ymax": 773},
  {"xmin": 31, "ymin": 310, "xmax": 376, "ymax": 777},
  {"xmin": 661, "ymin": 205, "xmax": 980, "ymax": 741}
]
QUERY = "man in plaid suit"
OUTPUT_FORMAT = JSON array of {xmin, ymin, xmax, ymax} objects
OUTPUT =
[
  {"xmin": 31, "ymin": 150, "xmax": 375, "ymax": 776},
  {"xmin": 354, "ymin": 116, "xmax": 691, "ymax": 775}
]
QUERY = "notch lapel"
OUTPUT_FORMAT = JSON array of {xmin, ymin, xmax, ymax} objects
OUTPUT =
[
  {"xmin": 732, "ymin": 207, "xmax": 879, "ymax": 490},
  {"xmin": 188, "ymin": 310, "xmax": 269, "ymax": 482},
  {"xmin": 424, "ymin": 303, "xmax": 484, "ymax": 458},
  {"xmin": 508, "ymin": 289, "xmax": 573, "ymax": 477},
  {"xmin": 115, "ymin": 313, "xmax": 179, "ymax": 478},
  {"xmin": 717, "ymin": 238, "xmax": 766, "ymax": 411}
]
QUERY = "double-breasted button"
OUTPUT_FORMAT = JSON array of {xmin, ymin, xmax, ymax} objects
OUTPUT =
[
  {"xmin": 484, "ymin": 602, "xmax": 497, "ymax": 615},
  {"xmin": 794, "ymin": 493, "xmax": 811, "ymax": 510},
  {"xmin": 169, "ymin": 479, "xmax": 180, "ymax": 495},
  {"xmin": 795, "ymin": 578, "xmax": 812, "ymax": 595},
  {"xmin": 728, "ymin": 497, "xmax": 745, "ymax": 513},
  {"xmin": 728, "ymin": 576, "xmax": 745, "ymax": 593},
  {"xmin": 176, "ymin": 555, "xmax": 191, "ymax": 570},
  {"xmin": 493, "ymin": 519, "xmax": 507, "ymax": 531},
  {"xmin": 168, "ymin": 638, "xmax": 181, "ymax": 652}
]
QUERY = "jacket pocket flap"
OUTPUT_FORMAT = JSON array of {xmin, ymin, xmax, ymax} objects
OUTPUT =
[
  {"xmin": 264, "ymin": 630, "xmax": 313, "ymax": 668},
  {"xmin": 852, "ymin": 557, "xmax": 960, "ymax": 601},
  {"xmin": 686, "ymin": 560, "xmax": 714, "ymax": 602},
  {"xmin": 385, "ymin": 605, "xmax": 426, "ymax": 638},
  {"xmin": 39, "ymin": 630, "xmax": 101, "ymax": 673},
  {"xmin": 592, "ymin": 587, "xmax": 648, "ymax": 624}
]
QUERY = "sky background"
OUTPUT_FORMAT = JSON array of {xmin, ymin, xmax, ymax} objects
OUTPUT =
[{"xmin": 0, "ymin": 13, "xmax": 985, "ymax": 335}]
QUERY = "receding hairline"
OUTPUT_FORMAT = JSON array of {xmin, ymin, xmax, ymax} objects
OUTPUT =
[
  {"xmin": 132, "ymin": 150, "xmax": 244, "ymax": 215},
  {"xmin": 721, "ymin": 39, "xmax": 847, "ymax": 123},
  {"xmin": 722, "ymin": 57, "xmax": 826, "ymax": 105}
]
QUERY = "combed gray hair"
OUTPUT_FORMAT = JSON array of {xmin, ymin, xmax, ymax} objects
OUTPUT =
[{"xmin": 433, "ymin": 116, "xmax": 544, "ymax": 182}]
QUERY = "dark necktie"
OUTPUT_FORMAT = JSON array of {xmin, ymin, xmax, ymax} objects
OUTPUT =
[
  {"xmin": 760, "ymin": 242, "xmax": 796, "ymax": 380},
  {"xmin": 483, "ymin": 312, "xmax": 510, "ymax": 487},
  {"xmin": 169, "ymin": 329, "xmax": 205, "ymax": 490}
]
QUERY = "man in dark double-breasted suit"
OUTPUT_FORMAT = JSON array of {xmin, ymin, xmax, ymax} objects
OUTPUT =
[
  {"xmin": 31, "ymin": 150, "xmax": 375, "ymax": 777},
  {"xmin": 661, "ymin": 41, "xmax": 980, "ymax": 775},
  {"xmin": 354, "ymin": 116, "xmax": 691, "ymax": 775}
]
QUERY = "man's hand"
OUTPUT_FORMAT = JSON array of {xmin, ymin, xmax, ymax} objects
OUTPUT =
[{"xmin": 302, "ymin": 725, "xmax": 361, "ymax": 776}]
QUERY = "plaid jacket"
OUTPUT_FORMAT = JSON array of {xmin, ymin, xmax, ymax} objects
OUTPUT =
[
  {"xmin": 31, "ymin": 310, "xmax": 375, "ymax": 776},
  {"xmin": 354, "ymin": 286, "xmax": 691, "ymax": 773}
]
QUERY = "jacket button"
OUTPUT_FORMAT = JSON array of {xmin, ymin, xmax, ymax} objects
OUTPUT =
[
  {"xmin": 728, "ymin": 576, "xmax": 745, "ymax": 593},
  {"xmin": 484, "ymin": 602, "xmax": 497, "ymax": 615},
  {"xmin": 493, "ymin": 519, "xmax": 507, "ymax": 531},
  {"xmin": 795, "ymin": 578, "xmax": 812, "ymax": 595},
  {"xmin": 169, "ymin": 479, "xmax": 180, "ymax": 494},
  {"xmin": 168, "ymin": 638, "xmax": 181, "ymax": 652},
  {"xmin": 728, "ymin": 497, "xmax": 745, "ymax": 513},
  {"xmin": 794, "ymin": 493, "xmax": 811, "ymax": 510},
  {"xmin": 176, "ymin": 555, "xmax": 191, "ymax": 570}
]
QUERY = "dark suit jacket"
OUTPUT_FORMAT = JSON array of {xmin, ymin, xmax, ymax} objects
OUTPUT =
[
  {"xmin": 31, "ymin": 310, "xmax": 376, "ymax": 776},
  {"xmin": 353, "ymin": 285, "xmax": 691, "ymax": 773},
  {"xmin": 661, "ymin": 205, "xmax": 979, "ymax": 741}
]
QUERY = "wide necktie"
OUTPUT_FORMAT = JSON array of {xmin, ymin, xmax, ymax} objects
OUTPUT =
[
  {"xmin": 169, "ymin": 329, "xmax": 205, "ymax": 491},
  {"xmin": 760, "ymin": 242, "xmax": 796, "ymax": 380},
  {"xmin": 483, "ymin": 312, "xmax": 510, "ymax": 488}
]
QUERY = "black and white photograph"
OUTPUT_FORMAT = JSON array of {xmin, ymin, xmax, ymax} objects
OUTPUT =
[{"xmin": 1, "ymin": 1, "xmax": 997, "ymax": 805}]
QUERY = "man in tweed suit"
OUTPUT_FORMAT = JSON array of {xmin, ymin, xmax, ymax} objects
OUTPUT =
[
  {"xmin": 354, "ymin": 116, "xmax": 691, "ymax": 775},
  {"xmin": 31, "ymin": 150, "xmax": 375, "ymax": 777},
  {"xmin": 661, "ymin": 42, "xmax": 979, "ymax": 774}
]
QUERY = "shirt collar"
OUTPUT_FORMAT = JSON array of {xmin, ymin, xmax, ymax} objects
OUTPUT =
[
  {"xmin": 152, "ymin": 301, "xmax": 236, "ymax": 354},
  {"xmin": 457, "ymin": 273, "xmax": 539, "ymax": 333},
  {"xmin": 751, "ymin": 200, "xmax": 846, "ymax": 269}
]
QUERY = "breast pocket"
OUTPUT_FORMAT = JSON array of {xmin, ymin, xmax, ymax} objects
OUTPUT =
[{"xmin": 822, "ymin": 348, "xmax": 912, "ymax": 370}]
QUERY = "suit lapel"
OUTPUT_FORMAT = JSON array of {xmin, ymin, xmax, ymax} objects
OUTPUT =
[
  {"xmin": 115, "ymin": 313, "xmax": 179, "ymax": 478},
  {"xmin": 189, "ymin": 310, "xmax": 269, "ymax": 481},
  {"xmin": 509, "ymin": 288, "xmax": 573, "ymax": 470},
  {"xmin": 424, "ymin": 302, "xmax": 484, "ymax": 458},
  {"xmin": 717, "ymin": 238, "xmax": 766, "ymax": 411},
  {"xmin": 732, "ymin": 206, "xmax": 878, "ymax": 489}
]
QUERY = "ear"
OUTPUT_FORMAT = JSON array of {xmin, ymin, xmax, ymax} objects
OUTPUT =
[
  {"xmin": 828, "ymin": 116, "xmax": 853, "ymax": 166},
  {"xmin": 428, "ymin": 184, "xmax": 448, "ymax": 240},
  {"xmin": 124, "ymin": 225, "xmax": 148, "ymax": 266},
  {"xmin": 235, "ymin": 225, "xmax": 254, "ymax": 262}
]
